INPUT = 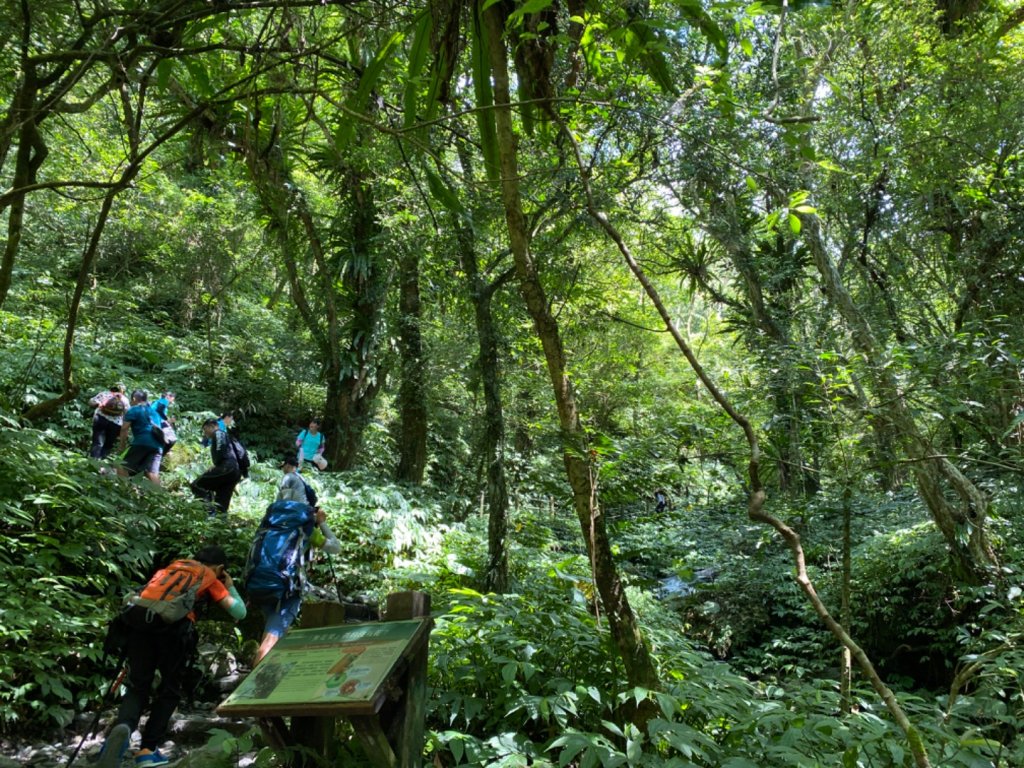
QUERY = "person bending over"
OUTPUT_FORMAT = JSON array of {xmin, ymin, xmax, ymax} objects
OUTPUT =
[{"xmin": 97, "ymin": 545, "xmax": 246, "ymax": 767}]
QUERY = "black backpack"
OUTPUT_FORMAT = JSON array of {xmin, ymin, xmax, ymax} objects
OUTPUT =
[
  {"xmin": 301, "ymin": 475, "xmax": 318, "ymax": 506},
  {"xmin": 230, "ymin": 436, "xmax": 250, "ymax": 478}
]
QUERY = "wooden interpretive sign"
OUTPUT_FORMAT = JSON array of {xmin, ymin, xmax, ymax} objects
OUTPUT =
[{"xmin": 216, "ymin": 618, "xmax": 430, "ymax": 718}]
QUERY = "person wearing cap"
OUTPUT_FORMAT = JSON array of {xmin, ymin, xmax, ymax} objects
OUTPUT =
[
  {"xmin": 88, "ymin": 383, "xmax": 130, "ymax": 460},
  {"xmin": 190, "ymin": 418, "xmax": 241, "ymax": 514},
  {"xmin": 116, "ymin": 390, "xmax": 163, "ymax": 484},
  {"xmin": 97, "ymin": 545, "xmax": 246, "ymax": 768},
  {"xmin": 277, "ymin": 454, "xmax": 316, "ymax": 505}
]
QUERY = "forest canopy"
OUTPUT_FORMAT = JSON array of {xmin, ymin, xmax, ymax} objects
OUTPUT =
[{"xmin": 1, "ymin": 0, "xmax": 1023, "ymax": 766}]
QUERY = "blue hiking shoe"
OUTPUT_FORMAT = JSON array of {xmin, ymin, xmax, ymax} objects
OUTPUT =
[
  {"xmin": 97, "ymin": 724, "xmax": 131, "ymax": 768},
  {"xmin": 134, "ymin": 750, "xmax": 170, "ymax": 767}
]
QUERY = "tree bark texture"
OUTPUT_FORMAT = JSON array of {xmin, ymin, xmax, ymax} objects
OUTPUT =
[
  {"xmin": 454, "ymin": 139, "xmax": 512, "ymax": 593},
  {"xmin": 396, "ymin": 248, "xmax": 428, "ymax": 484},
  {"xmin": 241, "ymin": 120, "xmax": 386, "ymax": 471},
  {"xmin": 480, "ymin": 1, "xmax": 659, "ymax": 690},
  {"xmin": 803, "ymin": 216, "xmax": 996, "ymax": 581}
]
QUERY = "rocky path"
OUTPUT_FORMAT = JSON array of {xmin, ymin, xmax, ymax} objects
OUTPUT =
[{"xmin": 2, "ymin": 702, "xmax": 257, "ymax": 768}]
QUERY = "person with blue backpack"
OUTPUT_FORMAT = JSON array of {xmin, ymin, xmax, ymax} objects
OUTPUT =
[
  {"xmin": 245, "ymin": 499, "xmax": 340, "ymax": 664},
  {"xmin": 277, "ymin": 454, "xmax": 317, "ymax": 505}
]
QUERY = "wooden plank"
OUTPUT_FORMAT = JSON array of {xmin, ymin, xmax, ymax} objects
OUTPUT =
[
  {"xmin": 351, "ymin": 715, "xmax": 398, "ymax": 768},
  {"xmin": 384, "ymin": 592, "xmax": 432, "ymax": 768},
  {"xmin": 302, "ymin": 600, "xmax": 347, "ymax": 628}
]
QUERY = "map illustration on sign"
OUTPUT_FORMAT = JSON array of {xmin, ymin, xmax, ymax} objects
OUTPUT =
[{"xmin": 218, "ymin": 619, "xmax": 429, "ymax": 715}]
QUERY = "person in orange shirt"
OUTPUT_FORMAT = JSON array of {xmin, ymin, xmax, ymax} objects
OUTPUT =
[{"xmin": 97, "ymin": 546, "xmax": 246, "ymax": 767}]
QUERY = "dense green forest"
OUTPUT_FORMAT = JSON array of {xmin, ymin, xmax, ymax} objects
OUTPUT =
[{"xmin": 2, "ymin": 0, "xmax": 1023, "ymax": 765}]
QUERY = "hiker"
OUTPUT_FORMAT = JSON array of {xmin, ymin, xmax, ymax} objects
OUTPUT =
[
  {"xmin": 116, "ymin": 390, "xmax": 163, "ymax": 484},
  {"xmin": 277, "ymin": 454, "xmax": 317, "ymax": 505},
  {"xmin": 153, "ymin": 392, "xmax": 177, "ymax": 455},
  {"xmin": 88, "ymin": 384, "xmax": 130, "ymax": 460},
  {"xmin": 190, "ymin": 418, "xmax": 241, "ymax": 515},
  {"xmin": 154, "ymin": 392, "xmax": 175, "ymax": 423},
  {"xmin": 201, "ymin": 411, "xmax": 233, "ymax": 447},
  {"xmin": 245, "ymin": 500, "xmax": 340, "ymax": 664},
  {"xmin": 654, "ymin": 488, "xmax": 668, "ymax": 514},
  {"xmin": 295, "ymin": 418, "xmax": 327, "ymax": 470},
  {"xmin": 97, "ymin": 545, "xmax": 246, "ymax": 768}
]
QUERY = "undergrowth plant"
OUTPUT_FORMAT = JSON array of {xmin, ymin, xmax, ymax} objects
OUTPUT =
[{"xmin": 0, "ymin": 416, "xmax": 222, "ymax": 731}]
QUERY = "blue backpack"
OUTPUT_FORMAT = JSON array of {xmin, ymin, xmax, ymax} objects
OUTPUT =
[{"xmin": 243, "ymin": 501, "xmax": 316, "ymax": 599}]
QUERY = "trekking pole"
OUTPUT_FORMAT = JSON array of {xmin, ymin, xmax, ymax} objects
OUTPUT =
[
  {"xmin": 325, "ymin": 555, "xmax": 345, "ymax": 604},
  {"xmin": 66, "ymin": 661, "xmax": 127, "ymax": 768}
]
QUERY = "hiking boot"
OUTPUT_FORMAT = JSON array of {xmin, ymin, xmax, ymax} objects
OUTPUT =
[
  {"xmin": 134, "ymin": 749, "xmax": 170, "ymax": 767},
  {"xmin": 97, "ymin": 724, "xmax": 131, "ymax": 768}
]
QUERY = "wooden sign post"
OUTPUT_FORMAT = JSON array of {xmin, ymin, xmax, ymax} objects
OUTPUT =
[{"xmin": 217, "ymin": 591, "xmax": 432, "ymax": 767}]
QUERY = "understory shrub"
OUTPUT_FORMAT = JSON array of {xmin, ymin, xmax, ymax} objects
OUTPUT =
[{"xmin": 0, "ymin": 417, "xmax": 222, "ymax": 732}]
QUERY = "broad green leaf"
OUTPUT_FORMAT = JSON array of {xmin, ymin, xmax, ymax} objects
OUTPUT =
[{"xmin": 471, "ymin": 4, "xmax": 500, "ymax": 182}]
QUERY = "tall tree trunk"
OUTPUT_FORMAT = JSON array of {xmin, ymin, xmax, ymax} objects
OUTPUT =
[
  {"xmin": 804, "ymin": 216, "xmax": 996, "ymax": 582},
  {"xmin": 0, "ymin": 71, "xmax": 46, "ymax": 311},
  {"xmin": 240, "ymin": 118, "xmax": 386, "ymax": 471},
  {"xmin": 840, "ymin": 486, "xmax": 853, "ymax": 714},
  {"xmin": 567, "ymin": 129, "xmax": 932, "ymax": 762},
  {"xmin": 452, "ymin": 140, "xmax": 513, "ymax": 592},
  {"xmin": 23, "ymin": 180, "xmax": 128, "ymax": 421},
  {"xmin": 703, "ymin": 203, "xmax": 817, "ymax": 494},
  {"xmin": 325, "ymin": 167, "xmax": 386, "ymax": 471},
  {"xmin": 480, "ymin": 1, "xmax": 659, "ymax": 691},
  {"xmin": 396, "ymin": 248, "xmax": 427, "ymax": 483}
]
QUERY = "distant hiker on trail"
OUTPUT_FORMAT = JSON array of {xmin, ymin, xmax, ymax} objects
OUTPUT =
[
  {"xmin": 200, "ymin": 412, "xmax": 233, "ymax": 447},
  {"xmin": 116, "ymin": 390, "xmax": 163, "ymax": 484},
  {"xmin": 277, "ymin": 454, "xmax": 317, "ymax": 506},
  {"xmin": 190, "ymin": 418, "xmax": 241, "ymax": 515},
  {"xmin": 153, "ymin": 392, "xmax": 177, "ymax": 455},
  {"xmin": 88, "ymin": 383, "xmax": 129, "ymax": 460},
  {"xmin": 654, "ymin": 488, "xmax": 669, "ymax": 513},
  {"xmin": 296, "ymin": 418, "xmax": 327, "ymax": 470},
  {"xmin": 97, "ymin": 545, "xmax": 246, "ymax": 768},
  {"xmin": 154, "ymin": 391, "xmax": 175, "ymax": 423},
  {"xmin": 245, "ymin": 500, "xmax": 340, "ymax": 664}
]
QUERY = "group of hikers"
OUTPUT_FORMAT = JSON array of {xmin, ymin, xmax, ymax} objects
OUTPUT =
[
  {"xmin": 86, "ymin": 383, "xmax": 340, "ymax": 767},
  {"xmin": 87, "ymin": 383, "xmax": 328, "ymax": 515}
]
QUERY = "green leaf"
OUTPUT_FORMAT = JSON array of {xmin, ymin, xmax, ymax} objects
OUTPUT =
[
  {"xmin": 471, "ymin": 4, "xmax": 500, "ymax": 183},
  {"xmin": 403, "ymin": 11, "xmax": 433, "ymax": 129},
  {"xmin": 423, "ymin": 166, "xmax": 466, "ymax": 215},
  {"xmin": 508, "ymin": 0, "xmax": 556, "ymax": 25},
  {"xmin": 788, "ymin": 213, "xmax": 802, "ymax": 234}
]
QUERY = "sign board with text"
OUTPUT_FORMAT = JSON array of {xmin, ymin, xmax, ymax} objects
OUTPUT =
[{"xmin": 217, "ymin": 619, "xmax": 430, "ymax": 717}]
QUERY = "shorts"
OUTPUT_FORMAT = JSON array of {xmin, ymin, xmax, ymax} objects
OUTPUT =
[
  {"xmin": 123, "ymin": 445, "xmax": 161, "ymax": 476},
  {"xmin": 252, "ymin": 592, "xmax": 302, "ymax": 638},
  {"xmin": 303, "ymin": 454, "xmax": 328, "ymax": 470}
]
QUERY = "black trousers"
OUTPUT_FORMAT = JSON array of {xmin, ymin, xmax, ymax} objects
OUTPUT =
[
  {"xmin": 89, "ymin": 416, "xmax": 121, "ymax": 459},
  {"xmin": 190, "ymin": 464, "xmax": 240, "ymax": 514},
  {"xmin": 115, "ymin": 618, "xmax": 196, "ymax": 751}
]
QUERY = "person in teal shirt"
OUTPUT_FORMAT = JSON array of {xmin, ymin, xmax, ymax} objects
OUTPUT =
[
  {"xmin": 296, "ymin": 418, "xmax": 327, "ymax": 470},
  {"xmin": 116, "ymin": 390, "xmax": 163, "ymax": 484}
]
